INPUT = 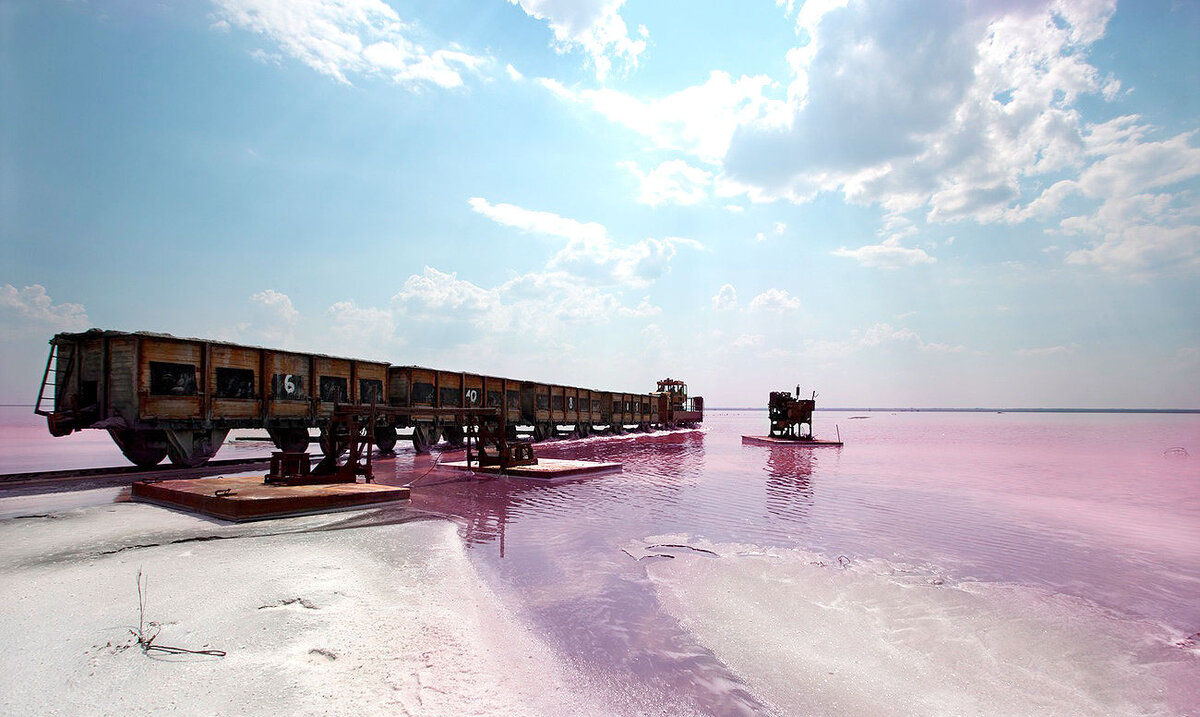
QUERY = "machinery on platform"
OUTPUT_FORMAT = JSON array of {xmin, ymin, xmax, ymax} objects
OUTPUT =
[{"xmin": 768, "ymin": 386, "xmax": 817, "ymax": 440}]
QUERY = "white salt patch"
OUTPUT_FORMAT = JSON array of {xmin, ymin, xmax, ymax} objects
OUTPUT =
[
  {"xmin": 0, "ymin": 504, "xmax": 610, "ymax": 716},
  {"xmin": 640, "ymin": 536, "xmax": 1197, "ymax": 716}
]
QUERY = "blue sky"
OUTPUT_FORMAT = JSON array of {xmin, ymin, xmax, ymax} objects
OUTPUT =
[{"xmin": 2, "ymin": 0, "xmax": 1198, "ymax": 408}]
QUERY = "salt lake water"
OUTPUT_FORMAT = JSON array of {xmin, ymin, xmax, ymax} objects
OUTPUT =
[{"xmin": 4, "ymin": 406, "xmax": 1199, "ymax": 715}]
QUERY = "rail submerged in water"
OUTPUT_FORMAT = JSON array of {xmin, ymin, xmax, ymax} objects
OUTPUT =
[{"xmin": 35, "ymin": 329, "xmax": 704, "ymax": 468}]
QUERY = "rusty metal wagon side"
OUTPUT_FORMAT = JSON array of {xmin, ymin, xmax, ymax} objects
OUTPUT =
[{"xmin": 35, "ymin": 330, "xmax": 389, "ymax": 467}]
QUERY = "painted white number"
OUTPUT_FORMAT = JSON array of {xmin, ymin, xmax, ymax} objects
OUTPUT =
[
  {"xmin": 568, "ymin": 397, "xmax": 574, "ymax": 409},
  {"xmin": 466, "ymin": 389, "xmax": 479, "ymax": 405},
  {"xmin": 284, "ymin": 375, "xmax": 296, "ymax": 395}
]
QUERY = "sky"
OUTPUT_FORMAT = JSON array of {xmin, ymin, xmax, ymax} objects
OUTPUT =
[{"xmin": 2, "ymin": 0, "xmax": 1198, "ymax": 409}]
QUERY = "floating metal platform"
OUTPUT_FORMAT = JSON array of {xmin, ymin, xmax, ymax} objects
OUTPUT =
[
  {"xmin": 741, "ymin": 435, "xmax": 843, "ymax": 447},
  {"xmin": 131, "ymin": 475, "xmax": 409, "ymax": 522},
  {"xmin": 440, "ymin": 458, "xmax": 621, "ymax": 479}
]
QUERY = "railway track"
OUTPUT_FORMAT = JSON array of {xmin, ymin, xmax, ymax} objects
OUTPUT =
[{"xmin": 0, "ymin": 456, "xmax": 279, "ymax": 491}]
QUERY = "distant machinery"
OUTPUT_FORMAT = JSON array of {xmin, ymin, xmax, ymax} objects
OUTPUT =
[{"xmin": 768, "ymin": 386, "xmax": 817, "ymax": 440}]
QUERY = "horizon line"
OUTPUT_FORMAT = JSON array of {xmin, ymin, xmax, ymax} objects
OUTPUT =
[{"xmin": 711, "ymin": 407, "xmax": 1200, "ymax": 414}]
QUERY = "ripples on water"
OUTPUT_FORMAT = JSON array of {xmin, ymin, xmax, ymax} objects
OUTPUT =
[
  {"xmin": 407, "ymin": 410, "xmax": 1200, "ymax": 715},
  {"xmin": 5, "ymin": 406, "xmax": 1199, "ymax": 714}
]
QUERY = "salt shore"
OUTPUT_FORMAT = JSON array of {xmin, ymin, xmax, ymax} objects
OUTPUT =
[{"xmin": 0, "ymin": 496, "xmax": 606, "ymax": 716}]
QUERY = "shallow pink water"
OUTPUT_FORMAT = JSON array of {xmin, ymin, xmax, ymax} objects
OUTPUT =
[
  {"xmin": 404, "ymin": 410, "xmax": 1199, "ymax": 714},
  {"xmin": 6, "ymin": 406, "xmax": 1199, "ymax": 713}
]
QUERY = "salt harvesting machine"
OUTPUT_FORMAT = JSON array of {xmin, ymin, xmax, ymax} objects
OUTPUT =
[{"xmin": 34, "ymin": 329, "xmax": 704, "ymax": 468}]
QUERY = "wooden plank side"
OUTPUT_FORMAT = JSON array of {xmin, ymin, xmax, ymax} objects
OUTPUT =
[
  {"xmin": 387, "ymin": 367, "xmax": 411, "ymax": 407},
  {"xmin": 565, "ymin": 387, "xmax": 579, "ymax": 423},
  {"xmin": 437, "ymin": 370, "xmax": 463, "ymax": 408},
  {"xmin": 209, "ymin": 345, "xmax": 260, "ymax": 418},
  {"xmin": 463, "ymin": 374, "xmax": 484, "ymax": 408},
  {"xmin": 139, "ymin": 338, "xmax": 204, "ymax": 421},
  {"xmin": 313, "ymin": 357, "xmax": 351, "ymax": 415},
  {"xmin": 354, "ymin": 362, "xmax": 388, "ymax": 405},
  {"xmin": 263, "ymin": 351, "xmax": 311, "ymax": 421},
  {"xmin": 550, "ymin": 385, "xmax": 565, "ymax": 422},
  {"xmin": 108, "ymin": 338, "xmax": 137, "ymax": 421}
]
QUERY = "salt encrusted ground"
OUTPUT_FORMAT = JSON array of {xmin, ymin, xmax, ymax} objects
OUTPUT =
[{"xmin": 0, "ymin": 498, "xmax": 608, "ymax": 716}]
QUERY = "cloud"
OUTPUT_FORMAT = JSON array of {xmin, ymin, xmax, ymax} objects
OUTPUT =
[
  {"xmin": 748, "ymin": 288, "xmax": 801, "ymax": 313},
  {"xmin": 831, "ymin": 237, "xmax": 936, "ymax": 269},
  {"xmin": 391, "ymin": 266, "xmax": 659, "ymax": 337},
  {"xmin": 211, "ymin": 0, "xmax": 488, "ymax": 88},
  {"xmin": 327, "ymin": 300, "xmax": 396, "ymax": 340},
  {"xmin": 619, "ymin": 297, "xmax": 662, "ymax": 317},
  {"xmin": 509, "ymin": 0, "xmax": 645, "ymax": 81},
  {"xmin": 730, "ymin": 333, "xmax": 763, "ymax": 350},
  {"xmin": 725, "ymin": 0, "xmax": 1118, "ymax": 214},
  {"xmin": 1014, "ymin": 345, "xmax": 1071, "ymax": 357},
  {"xmin": 545, "ymin": 0, "xmax": 1200, "ymax": 278},
  {"xmin": 0, "ymin": 284, "xmax": 90, "ymax": 332},
  {"xmin": 234, "ymin": 289, "xmax": 300, "ymax": 347},
  {"xmin": 392, "ymin": 267, "xmax": 495, "ymax": 315},
  {"xmin": 539, "ymin": 70, "xmax": 782, "ymax": 164},
  {"xmin": 1032, "ymin": 119, "xmax": 1200, "ymax": 273},
  {"xmin": 756, "ymin": 221, "xmax": 788, "ymax": 242},
  {"xmin": 469, "ymin": 197, "xmax": 702, "ymax": 287},
  {"xmin": 621, "ymin": 160, "xmax": 712, "ymax": 206},
  {"xmin": 712, "ymin": 283, "xmax": 738, "ymax": 310},
  {"xmin": 802, "ymin": 321, "xmax": 966, "ymax": 358}
]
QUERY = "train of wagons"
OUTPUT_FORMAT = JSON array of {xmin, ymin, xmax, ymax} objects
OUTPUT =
[{"xmin": 34, "ymin": 329, "xmax": 704, "ymax": 468}]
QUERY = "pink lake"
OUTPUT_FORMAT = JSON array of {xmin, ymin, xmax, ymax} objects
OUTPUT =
[{"xmin": 6, "ymin": 406, "xmax": 1200, "ymax": 714}]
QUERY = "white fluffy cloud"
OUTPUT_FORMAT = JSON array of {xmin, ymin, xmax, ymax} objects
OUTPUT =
[
  {"xmin": 538, "ymin": 71, "xmax": 781, "ymax": 164},
  {"xmin": 326, "ymin": 300, "xmax": 397, "ymax": 353},
  {"xmin": 621, "ymin": 160, "xmax": 712, "ymax": 206},
  {"xmin": 235, "ymin": 289, "xmax": 300, "ymax": 347},
  {"xmin": 712, "ymin": 283, "xmax": 738, "ymax": 310},
  {"xmin": 801, "ymin": 321, "xmax": 966, "ymax": 359},
  {"xmin": 541, "ymin": 0, "xmax": 1200, "ymax": 275},
  {"xmin": 748, "ymin": 288, "xmax": 801, "ymax": 313},
  {"xmin": 831, "ymin": 237, "xmax": 936, "ymax": 269},
  {"xmin": 469, "ymin": 197, "xmax": 702, "ymax": 287},
  {"xmin": 0, "ymin": 284, "xmax": 89, "ymax": 332},
  {"xmin": 725, "ymin": 0, "xmax": 1120, "ymax": 213},
  {"xmin": 509, "ymin": 0, "xmax": 645, "ymax": 81},
  {"xmin": 211, "ymin": 0, "xmax": 487, "ymax": 87}
]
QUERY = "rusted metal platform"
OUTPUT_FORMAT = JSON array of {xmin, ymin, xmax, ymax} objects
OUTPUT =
[
  {"xmin": 440, "ymin": 458, "xmax": 621, "ymax": 479},
  {"xmin": 131, "ymin": 475, "xmax": 409, "ymax": 522},
  {"xmin": 741, "ymin": 435, "xmax": 843, "ymax": 447}
]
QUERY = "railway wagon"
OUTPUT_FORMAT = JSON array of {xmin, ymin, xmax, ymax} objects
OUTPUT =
[
  {"xmin": 39, "ymin": 330, "xmax": 707, "ymax": 464},
  {"xmin": 386, "ymin": 366, "xmax": 528, "ymax": 451},
  {"xmin": 35, "ymin": 330, "xmax": 389, "ymax": 467}
]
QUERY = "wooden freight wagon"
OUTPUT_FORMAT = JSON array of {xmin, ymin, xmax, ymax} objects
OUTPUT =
[
  {"xmin": 564, "ymin": 387, "xmax": 580, "ymax": 429},
  {"xmin": 35, "ymin": 330, "xmax": 389, "ymax": 467},
  {"xmin": 482, "ymin": 375, "xmax": 523, "ymax": 439},
  {"xmin": 521, "ymin": 382, "xmax": 553, "ymax": 441},
  {"xmin": 387, "ymin": 366, "xmax": 441, "ymax": 452}
]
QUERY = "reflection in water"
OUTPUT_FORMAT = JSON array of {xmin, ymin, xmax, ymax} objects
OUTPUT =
[
  {"xmin": 410, "ymin": 430, "xmax": 777, "ymax": 714},
  {"xmin": 391, "ymin": 412, "xmax": 1200, "ymax": 715},
  {"xmin": 762, "ymin": 445, "xmax": 816, "ymax": 525}
]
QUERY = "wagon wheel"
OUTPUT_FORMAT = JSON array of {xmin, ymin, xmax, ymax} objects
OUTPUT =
[
  {"xmin": 374, "ymin": 425, "xmax": 398, "ymax": 453},
  {"xmin": 442, "ymin": 425, "xmax": 465, "ymax": 448},
  {"xmin": 610, "ymin": 423, "xmax": 625, "ymax": 436},
  {"xmin": 532, "ymin": 422, "xmax": 549, "ymax": 442},
  {"xmin": 108, "ymin": 428, "xmax": 168, "ymax": 468},
  {"xmin": 319, "ymin": 426, "xmax": 350, "ymax": 457},
  {"xmin": 166, "ymin": 429, "xmax": 227, "ymax": 468},
  {"xmin": 412, "ymin": 424, "xmax": 433, "ymax": 454},
  {"xmin": 268, "ymin": 427, "xmax": 311, "ymax": 453},
  {"xmin": 505, "ymin": 423, "xmax": 519, "ymax": 441}
]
